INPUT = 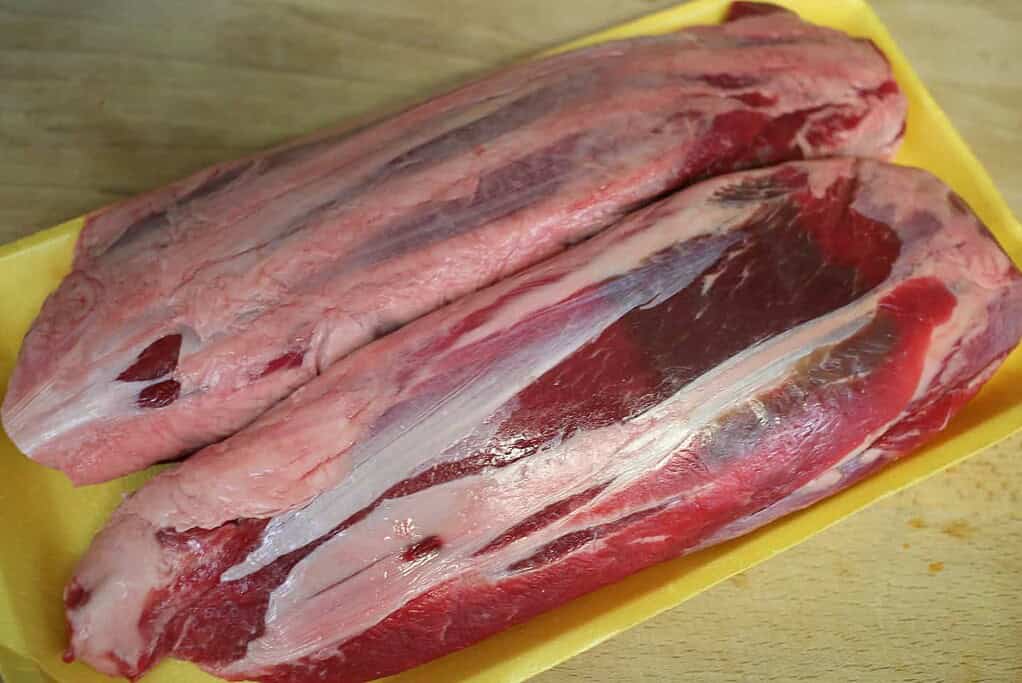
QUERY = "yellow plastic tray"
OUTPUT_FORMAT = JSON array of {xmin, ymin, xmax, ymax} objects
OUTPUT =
[{"xmin": 2, "ymin": 1, "xmax": 1021, "ymax": 682}]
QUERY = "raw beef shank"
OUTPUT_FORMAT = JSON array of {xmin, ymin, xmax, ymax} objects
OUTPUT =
[
  {"xmin": 65, "ymin": 159, "xmax": 1022, "ymax": 682},
  {"xmin": 2, "ymin": 4, "xmax": 905, "ymax": 483}
]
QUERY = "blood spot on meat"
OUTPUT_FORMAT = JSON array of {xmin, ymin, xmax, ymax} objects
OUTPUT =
[
  {"xmin": 402, "ymin": 536, "xmax": 444, "ymax": 562},
  {"xmin": 137, "ymin": 380, "xmax": 181, "ymax": 409},
  {"xmin": 734, "ymin": 91, "xmax": 777, "ymax": 107},
  {"xmin": 117, "ymin": 334, "xmax": 182, "ymax": 382},
  {"xmin": 725, "ymin": 1, "xmax": 791, "ymax": 22},
  {"xmin": 65, "ymin": 582, "xmax": 91, "ymax": 609},
  {"xmin": 259, "ymin": 350, "xmax": 305, "ymax": 378}
]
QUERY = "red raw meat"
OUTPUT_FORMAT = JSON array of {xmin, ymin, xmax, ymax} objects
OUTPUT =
[
  {"xmin": 1, "ymin": 4, "xmax": 906, "ymax": 484},
  {"xmin": 65, "ymin": 159, "xmax": 1022, "ymax": 682}
]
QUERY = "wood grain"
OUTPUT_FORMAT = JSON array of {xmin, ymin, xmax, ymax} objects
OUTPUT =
[{"xmin": 0, "ymin": 1, "xmax": 1019, "ymax": 681}]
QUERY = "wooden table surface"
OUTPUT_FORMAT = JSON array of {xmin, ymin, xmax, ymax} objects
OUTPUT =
[{"xmin": 1, "ymin": 1, "xmax": 1020, "ymax": 681}]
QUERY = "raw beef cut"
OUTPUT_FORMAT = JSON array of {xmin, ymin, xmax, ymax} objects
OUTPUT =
[
  {"xmin": 65, "ymin": 159, "xmax": 1022, "ymax": 682},
  {"xmin": 1, "ymin": 3, "xmax": 907, "ymax": 484}
]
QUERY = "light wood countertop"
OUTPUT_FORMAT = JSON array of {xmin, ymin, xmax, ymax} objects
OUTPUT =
[{"xmin": 0, "ymin": 1, "xmax": 1019, "ymax": 680}]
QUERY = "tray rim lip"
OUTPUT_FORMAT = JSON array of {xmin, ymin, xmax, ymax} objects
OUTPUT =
[{"xmin": 2, "ymin": 1, "xmax": 1022, "ymax": 682}]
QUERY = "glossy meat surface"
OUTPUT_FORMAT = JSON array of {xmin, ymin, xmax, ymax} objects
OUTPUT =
[
  {"xmin": 1, "ymin": 5, "xmax": 906, "ymax": 483},
  {"xmin": 65, "ymin": 159, "xmax": 1022, "ymax": 682}
]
